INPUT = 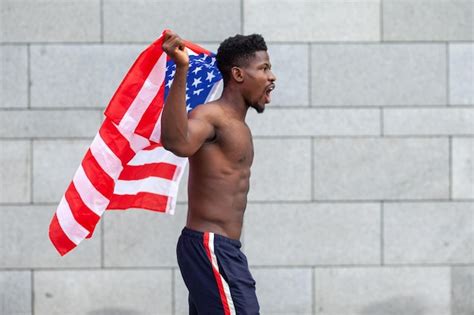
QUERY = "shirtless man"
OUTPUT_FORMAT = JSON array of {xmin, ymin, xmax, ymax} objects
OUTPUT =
[{"xmin": 161, "ymin": 31, "xmax": 276, "ymax": 314}]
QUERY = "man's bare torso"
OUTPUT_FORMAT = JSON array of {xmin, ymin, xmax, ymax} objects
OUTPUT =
[{"xmin": 185, "ymin": 101, "xmax": 254, "ymax": 240}]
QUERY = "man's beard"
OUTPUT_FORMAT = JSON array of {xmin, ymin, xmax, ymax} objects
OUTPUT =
[{"xmin": 251, "ymin": 103, "xmax": 265, "ymax": 114}]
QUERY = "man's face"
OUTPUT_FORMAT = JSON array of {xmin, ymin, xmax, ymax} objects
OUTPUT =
[{"xmin": 241, "ymin": 51, "xmax": 276, "ymax": 113}]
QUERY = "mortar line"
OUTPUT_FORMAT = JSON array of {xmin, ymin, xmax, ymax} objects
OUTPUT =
[
  {"xmin": 30, "ymin": 139, "xmax": 34, "ymax": 204},
  {"xmin": 311, "ymin": 137, "xmax": 315, "ymax": 201}
]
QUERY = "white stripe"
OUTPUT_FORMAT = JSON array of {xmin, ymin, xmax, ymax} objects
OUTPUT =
[
  {"xmin": 90, "ymin": 133, "xmax": 124, "ymax": 179},
  {"xmin": 114, "ymin": 122, "xmax": 151, "ymax": 153},
  {"xmin": 56, "ymin": 196, "xmax": 90, "ymax": 245},
  {"xmin": 119, "ymin": 52, "xmax": 167, "ymax": 133},
  {"xmin": 209, "ymin": 233, "xmax": 236, "ymax": 315},
  {"xmin": 73, "ymin": 165, "xmax": 109, "ymax": 216},
  {"xmin": 204, "ymin": 79, "xmax": 223, "ymax": 103},
  {"xmin": 113, "ymin": 177, "xmax": 179, "ymax": 197},
  {"xmin": 127, "ymin": 146, "xmax": 187, "ymax": 166},
  {"xmin": 149, "ymin": 111, "xmax": 163, "ymax": 143}
]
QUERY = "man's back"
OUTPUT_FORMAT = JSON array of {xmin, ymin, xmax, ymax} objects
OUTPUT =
[{"xmin": 186, "ymin": 102, "xmax": 254, "ymax": 240}]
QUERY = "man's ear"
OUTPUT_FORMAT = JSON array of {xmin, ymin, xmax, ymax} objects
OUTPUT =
[{"xmin": 231, "ymin": 66, "xmax": 244, "ymax": 83}]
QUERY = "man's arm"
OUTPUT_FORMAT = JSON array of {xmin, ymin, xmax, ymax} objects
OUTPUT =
[{"xmin": 160, "ymin": 31, "xmax": 215, "ymax": 157}]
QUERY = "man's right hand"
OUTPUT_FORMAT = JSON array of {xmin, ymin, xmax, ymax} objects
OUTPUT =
[{"xmin": 162, "ymin": 31, "xmax": 189, "ymax": 68}]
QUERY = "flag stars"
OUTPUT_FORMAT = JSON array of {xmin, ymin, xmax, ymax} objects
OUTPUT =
[
  {"xmin": 192, "ymin": 77, "xmax": 202, "ymax": 88},
  {"xmin": 193, "ymin": 88, "xmax": 204, "ymax": 96},
  {"xmin": 192, "ymin": 66, "xmax": 202, "ymax": 75},
  {"xmin": 166, "ymin": 78, "xmax": 174, "ymax": 88},
  {"xmin": 186, "ymin": 104, "xmax": 192, "ymax": 112},
  {"xmin": 206, "ymin": 71, "xmax": 216, "ymax": 82}
]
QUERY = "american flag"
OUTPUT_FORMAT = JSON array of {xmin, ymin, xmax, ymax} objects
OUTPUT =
[{"xmin": 49, "ymin": 30, "xmax": 223, "ymax": 256}]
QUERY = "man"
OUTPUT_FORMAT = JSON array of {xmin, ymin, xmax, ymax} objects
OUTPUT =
[{"xmin": 161, "ymin": 30, "xmax": 276, "ymax": 314}]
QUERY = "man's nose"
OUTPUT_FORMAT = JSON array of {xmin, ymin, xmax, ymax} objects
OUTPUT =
[{"xmin": 269, "ymin": 70, "xmax": 276, "ymax": 82}]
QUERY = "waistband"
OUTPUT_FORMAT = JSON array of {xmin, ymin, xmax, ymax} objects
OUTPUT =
[{"xmin": 181, "ymin": 227, "xmax": 242, "ymax": 248}]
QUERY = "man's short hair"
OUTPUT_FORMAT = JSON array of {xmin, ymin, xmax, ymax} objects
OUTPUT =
[{"xmin": 216, "ymin": 34, "xmax": 267, "ymax": 85}]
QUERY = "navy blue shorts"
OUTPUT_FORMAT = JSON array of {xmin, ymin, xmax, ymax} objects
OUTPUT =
[{"xmin": 177, "ymin": 227, "xmax": 260, "ymax": 315}]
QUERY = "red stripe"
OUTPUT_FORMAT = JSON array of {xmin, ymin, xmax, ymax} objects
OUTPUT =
[
  {"xmin": 107, "ymin": 192, "xmax": 169, "ymax": 212},
  {"xmin": 81, "ymin": 149, "xmax": 115, "ymax": 198},
  {"xmin": 98, "ymin": 119, "xmax": 136, "ymax": 165},
  {"xmin": 203, "ymin": 233, "xmax": 231, "ymax": 315},
  {"xmin": 134, "ymin": 82, "xmax": 165, "ymax": 139},
  {"xmin": 118, "ymin": 162, "xmax": 177, "ymax": 181},
  {"xmin": 49, "ymin": 214, "xmax": 77, "ymax": 256},
  {"xmin": 104, "ymin": 37, "xmax": 165, "ymax": 124},
  {"xmin": 64, "ymin": 182, "xmax": 100, "ymax": 238}
]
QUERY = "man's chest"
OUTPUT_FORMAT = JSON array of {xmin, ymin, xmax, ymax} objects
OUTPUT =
[{"xmin": 217, "ymin": 121, "xmax": 254, "ymax": 166}]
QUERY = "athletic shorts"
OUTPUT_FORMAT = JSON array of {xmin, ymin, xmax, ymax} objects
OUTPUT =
[{"xmin": 176, "ymin": 227, "xmax": 260, "ymax": 315}]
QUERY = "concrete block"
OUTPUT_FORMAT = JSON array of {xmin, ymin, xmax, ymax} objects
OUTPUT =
[
  {"xmin": 311, "ymin": 44, "xmax": 446, "ymax": 106},
  {"xmin": 253, "ymin": 268, "xmax": 312, "ymax": 315},
  {"xmin": 0, "ymin": 271, "xmax": 31, "ymax": 315},
  {"xmin": 0, "ymin": 110, "xmax": 101, "ymax": 138},
  {"xmin": 0, "ymin": 205, "xmax": 101, "ymax": 268},
  {"xmin": 313, "ymin": 138, "xmax": 449, "ymax": 200},
  {"xmin": 453, "ymin": 138, "xmax": 474, "ymax": 199},
  {"xmin": 248, "ymin": 139, "xmax": 311, "ymax": 201},
  {"xmin": 314, "ymin": 267, "xmax": 451, "ymax": 315},
  {"xmin": 383, "ymin": 0, "xmax": 474, "ymax": 41},
  {"xmin": 31, "ymin": 45, "xmax": 143, "ymax": 108},
  {"xmin": 0, "ymin": 45, "xmax": 28, "ymax": 108},
  {"xmin": 33, "ymin": 140, "xmax": 90, "ymax": 203},
  {"xmin": 0, "ymin": 0, "xmax": 101, "ymax": 43},
  {"xmin": 103, "ymin": 204, "xmax": 187, "ymax": 267},
  {"xmin": 0, "ymin": 140, "xmax": 30, "ymax": 203},
  {"xmin": 103, "ymin": 0, "xmax": 241, "ymax": 42},
  {"xmin": 34, "ymin": 269, "xmax": 172, "ymax": 315},
  {"xmin": 246, "ymin": 108, "xmax": 380, "ymax": 136},
  {"xmin": 244, "ymin": 0, "xmax": 380, "ymax": 42},
  {"xmin": 266, "ymin": 44, "xmax": 309, "ymax": 106},
  {"xmin": 384, "ymin": 108, "xmax": 474, "ymax": 136},
  {"xmin": 384, "ymin": 202, "xmax": 474, "ymax": 264},
  {"xmin": 174, "ymin": 268, "xmax": 189, "ymax": 315},
  {"xmin": 450, "ymin": 44, "xmax": 474, "ymax": 105},
  {"xmin": 244, "ymin": 202, "xmax": 380, "ymax": 265},
  {"xmin": 452, "ymin": 267, "xmax": 474, "ymax": 315}
]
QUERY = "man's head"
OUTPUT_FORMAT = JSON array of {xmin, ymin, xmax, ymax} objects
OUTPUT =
[{"xmin": 216, "ymin": 34, "xmax": 276, "ymax": 113}]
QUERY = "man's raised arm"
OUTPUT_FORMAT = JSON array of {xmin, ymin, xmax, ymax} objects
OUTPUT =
[{"xmin": 160, "ymin": 31, "xmax": 214, "ymax": 157}]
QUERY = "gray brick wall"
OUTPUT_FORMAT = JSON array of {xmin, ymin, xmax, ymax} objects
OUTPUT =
[{"xmin": 0, "ymin": 0, "xmax": 472, "ymax": 314}]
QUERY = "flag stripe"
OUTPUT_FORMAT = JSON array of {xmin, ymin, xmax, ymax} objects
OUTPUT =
[
  {"xmin": 134, "ymin": 82, "xmax": 166, "ymax": 139},
  {"xmin": 49, "ymin": 214, "xmax": 77, "ymax": 256},
  {"xmin": 90, "ymin": 133, "xmax": 124, "ymax": 179},
  {"xmin": 104, "ymin": 37, "xmax": 165, "ymax": 124},
  {"xmin": 113, "ymin": 177, "xmax": 179, "ymax": 196},
  {"xmin": 118, "ymin": 52, "xmax": 167, "ymax": 133},
  {"xmin": 118, "ymin": 162, "xmax": 177, "ymax": 181},
  {"xmin": 56, "ymin": 196, "xmax": 90, "ymax": 245},
  {"xmin": 65, "ymin": 182, "xmax": 100, "ymax": 234},
  {"xmin": 107, "ymin": 192, "xmax": 169, "ymax": 211},
  {"xmin": 72, "ymin": 165, "xmax": 109, "ymax": 216},
  {"xmin": 99, "ymin": 119, "xmax": 136, "ymax": 164},
  {"xmin": 128, "ymin": 146, "xmax": 186, "ymax": 166},
  {"xmin": 81, "ymin": 150, "xmax": 115, "ymax": 197}
]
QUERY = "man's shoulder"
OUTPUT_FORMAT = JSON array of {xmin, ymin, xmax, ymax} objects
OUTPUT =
[{"xmin": 188, "ymin": 102, "xmax": 223, "ymax": 122}]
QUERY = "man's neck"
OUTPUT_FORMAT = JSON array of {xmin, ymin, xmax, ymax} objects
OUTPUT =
[{"xmin": 218, "ymin": 86, "xmax": 250, "ymax": 121}]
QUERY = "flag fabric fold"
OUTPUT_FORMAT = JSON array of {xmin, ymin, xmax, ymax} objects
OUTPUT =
[{"xmin": 49, "ymin": 30, "xmax": 223, "ymax": 256}]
